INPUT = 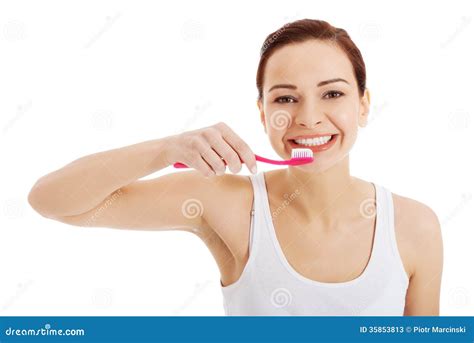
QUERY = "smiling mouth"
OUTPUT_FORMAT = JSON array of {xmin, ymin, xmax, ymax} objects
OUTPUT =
[{"xmin": 288, "ymin": 134, "xmax": 338, "ymax": 147}]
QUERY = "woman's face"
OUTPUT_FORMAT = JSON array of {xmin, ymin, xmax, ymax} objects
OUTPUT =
[{"xmin": 258, "ymin": 39, "xmax": 370, "ymax": 172}]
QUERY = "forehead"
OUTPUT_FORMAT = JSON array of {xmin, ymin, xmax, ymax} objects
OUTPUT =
[{"xmin": 264, "ymin": 40, "xmax": 354, "ymax": 89}]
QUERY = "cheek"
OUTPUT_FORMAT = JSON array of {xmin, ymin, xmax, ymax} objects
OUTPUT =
[
  {"xmin": 264, "ymin": 108, "xmax": 292, "ymax": 146},
  {"xmin": 264, "ymin": 114, "xmax": 290, "ymax": 156},
  {"xmin": 329, "ymin": 107, "xmax": 360, "ymax": 149},
  {"xmin": 332, "ymin": 104, "xmax": 359, "ymax": 132},
  {"xmin": 265, "ymin": 107, "xmax": 293, "ymax": 132},
  {"xmin": 267, "ymin": 129, "xmax": 287, "ymax": 151},
  {"xmin": 336, "ymin": 112, "xmax": 358, "ymax": 131}
]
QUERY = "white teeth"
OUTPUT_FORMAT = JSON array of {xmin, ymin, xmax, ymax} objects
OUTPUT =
[{"xmin": 294, "ymin": 135, "xmax": 332, "ymax": 146}]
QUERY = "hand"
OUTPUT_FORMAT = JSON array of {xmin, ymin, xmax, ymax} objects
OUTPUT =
[{"xmin": 165, "ymin": 122, "xmax": 257, "ymax": 177}]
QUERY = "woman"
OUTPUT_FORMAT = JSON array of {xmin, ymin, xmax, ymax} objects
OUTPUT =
[{"xmin": 28, "ymin": 19, "xmax": 443, "ymax": 316}]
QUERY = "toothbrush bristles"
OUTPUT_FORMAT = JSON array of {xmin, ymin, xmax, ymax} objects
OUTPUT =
[{"xmin": 291, "ymin": 148, "xmax": 313, "ymax": 160}]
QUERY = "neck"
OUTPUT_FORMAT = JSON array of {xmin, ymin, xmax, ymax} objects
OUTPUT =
[{"xmin": 279, "ymin": 155, "xmax": 358, "ymax": 227}]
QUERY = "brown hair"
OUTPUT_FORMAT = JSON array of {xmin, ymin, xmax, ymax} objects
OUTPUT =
[{"xmin": 256, "ymin": 19, "xmax": 366, "ymax": 100}]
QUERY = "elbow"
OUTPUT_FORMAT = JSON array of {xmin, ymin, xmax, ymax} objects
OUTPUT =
[{"xmin": 27, "ymin": 179, "xmax": 55, "ymax": 219}]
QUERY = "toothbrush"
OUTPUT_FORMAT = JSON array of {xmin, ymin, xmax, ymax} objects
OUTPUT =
[{"xmin": 173, "ymin": 148, "xmax": 314, "ymax": 168}]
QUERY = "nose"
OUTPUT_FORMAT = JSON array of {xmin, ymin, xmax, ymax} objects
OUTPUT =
[
  {"xmin": 295, "ymin": 117, "xmax": 322, "ymax": 129},
  {"xmin": 295, "ymin": 97, "xmax": 324, "ymax": 129},
  {"xmin": 294, "ymin": 104, "xmax": 324, "ymax": 129}
]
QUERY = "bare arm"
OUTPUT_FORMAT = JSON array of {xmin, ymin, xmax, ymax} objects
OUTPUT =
[
  {"xmin": 27, "ymin": 136, "xmax": 173, "ymax": 218},
  {"xmin": 27, "ymin": 122, "xmax": 257, "ymax": 233},
  {"xmin": 403, "ymin": 203, "xmax": 443, "ymax": 316}
]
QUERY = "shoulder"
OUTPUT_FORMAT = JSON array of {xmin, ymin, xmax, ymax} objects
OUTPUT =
[
  {"xmin": 180, "ymin": 170, "xmax": 253, "ymax": 212},
  {"xmin": 201, "ymin": 172, "xmax": 253, "ymax": 208},
  {"xmin": 392, "ymin": 192, "xmax": 442, "ymax": 242},
  {"xmin": 197, "ymin": 172, "xmax": 255, "ymax": 259},
  {"xmin": 391, "ymin": 191, "xmax": 443, "ymax": 315},
  {"xmin": 391, "ymin": 191, "xmax": 443, "ymax": 278}
]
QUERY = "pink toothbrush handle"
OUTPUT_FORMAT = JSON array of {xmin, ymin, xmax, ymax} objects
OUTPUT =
[
  {"xmin": 173, "ymin": 162, "xmax": 191, "ymax": 168},
  {"xmin": 173, "ymin": 154, "xmax": 293, "ymax": 168}
]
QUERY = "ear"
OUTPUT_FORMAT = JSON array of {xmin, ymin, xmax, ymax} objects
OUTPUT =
[
  {"xmin": 257, "ymin": 99, "xmax": 267, "ymax": 133},
  {"xmin": 358, "ymin": 88, "xmax": 371, "ymax": 128}
]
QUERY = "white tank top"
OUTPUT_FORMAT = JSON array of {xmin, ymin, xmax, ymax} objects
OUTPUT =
[{"xmin": 220, "ymin": 171, "xmax": 409, "ymax": 316}]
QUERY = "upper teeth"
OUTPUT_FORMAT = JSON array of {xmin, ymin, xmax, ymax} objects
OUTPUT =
[{"xmin": 294, "ymin": 135, "xmax": 332, "ymax": 146}]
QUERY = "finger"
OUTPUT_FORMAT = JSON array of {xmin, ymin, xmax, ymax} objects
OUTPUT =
[
  {"xmin": 208, "ymin": 136, "xmax": 242, "ymax": 174},
  {"xmin": 195, "ymin": 138, "xmax": 227, "ymax": 176},
  {"xmin": 188, "ymin": 152, "xmax": 216, "ymax": 178},
  {"xmin": 219, "ymin": 125, "xmax": 257, "ymax": 174}
]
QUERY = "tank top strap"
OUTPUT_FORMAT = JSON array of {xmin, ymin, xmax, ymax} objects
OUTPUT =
[
  {"xmin": 246, "ymin": 172, "xmax": 265, "ymax": 254},
  {"xmin": 372, "ymin": 183, "xmax": 392, "ymax": 256},
  {"xmin": 375, "ymin": 184, "xmax": 408, "ymax": 281},
  {"xmin": 246, "ymin": 171, "xmax": 275, "ymax": 256}
]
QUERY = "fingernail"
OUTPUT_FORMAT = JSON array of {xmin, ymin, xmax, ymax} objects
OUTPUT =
[{"xmin": 251, "ymin": 166, "xmax": 257, "ymax": 174}]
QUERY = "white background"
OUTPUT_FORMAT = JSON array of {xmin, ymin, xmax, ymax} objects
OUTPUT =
[{"xmin": 1, "ymin": 0, "xmax": 473, "ymax": 315}]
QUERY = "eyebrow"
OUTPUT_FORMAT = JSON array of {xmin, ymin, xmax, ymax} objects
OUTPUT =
[{"xmin": 268, "ymin": 78, "xmax": 349, "ymax": 92}]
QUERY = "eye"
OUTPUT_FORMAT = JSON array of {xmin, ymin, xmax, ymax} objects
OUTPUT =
[
  {"xmin": 323, "ymin": 91, "xmax": 344, "ymax": 99},
  {"xmin": 274, "ymin": 96, "xmax": 297, "ymax": 104}
]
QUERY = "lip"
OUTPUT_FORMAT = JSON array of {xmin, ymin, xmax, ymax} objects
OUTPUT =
[
  {"xmin": 288, "ymin": 133, "xmax": 336, "ymax": 140},
  {"xmin": 287, "ymin": 134, "xmax": 339, "ymax": 153}
]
